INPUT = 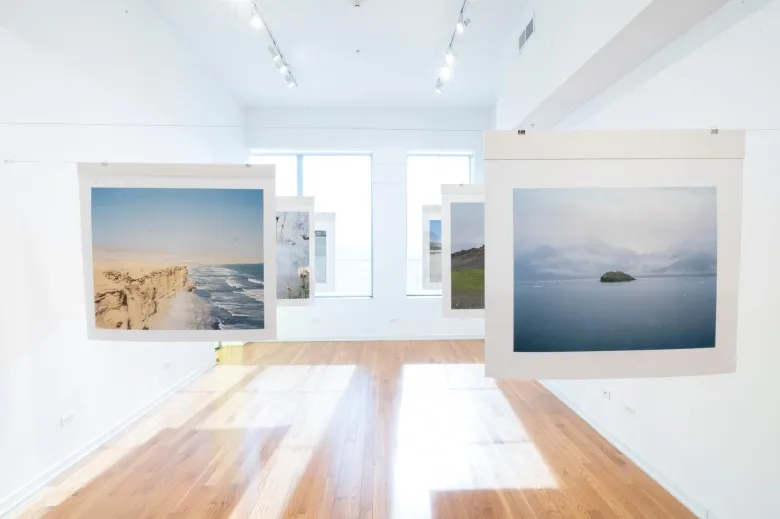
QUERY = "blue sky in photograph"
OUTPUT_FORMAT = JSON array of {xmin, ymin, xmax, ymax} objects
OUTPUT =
[
  {"xmin": 92, "ymin": 188, "xmax": 265, "ymax": 263},
  {"xmin": 451, "ymin": 202, "xmax": 484, "ymax": 252},
  {"xmin": 429, "ymin": 219, "xmax": 441, "ymax": 242}
]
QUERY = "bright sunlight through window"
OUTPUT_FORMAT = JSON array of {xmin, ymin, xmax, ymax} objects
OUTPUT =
[{"xmin": 392, "ymin": 364, "xmax": 557, "ymax": 519}]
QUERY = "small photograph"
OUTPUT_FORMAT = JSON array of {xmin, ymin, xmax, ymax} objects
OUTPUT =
[
  {"xmin": 513, "ymin": 187, "xmax": 718, "ymax": 353},
  {"xmin": 276, "ymin": 211, "xmax": 311, "ymax": 300},
  {"xmin": 450, "ymin": 202, "xmax": 485, "ymax": 310},
  {"xmin": 429, "ymin": 219, "xmax": 442, "ymax": 283},
  {"xmin": 315, "ymin": 230, "xmax": 327, "ymax": 283},
  {"xmin": 90, "ymin": 188, "xmax": 266, "ymax": 331}
]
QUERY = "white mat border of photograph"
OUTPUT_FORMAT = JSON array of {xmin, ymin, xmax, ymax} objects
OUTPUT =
[
  {"xmin": 421, "ymin": 205, "xmax": 442, "ymax": 292},
  {"xmin": 276, "ymin": 196, "xmax": 316, "ymax": 307},
  {"xmin": 442, "ymin": 184, "xmax": 485, "ymax": 318},
  {"xmin": 78, "ymin": 162, "xmax": 277, "ymax": 342},
  {"xmin": 484, "ymin": 130, "xmax": 744, "ymax": 380},
  {"xmin": 314, "ymin": 212, "xmax": 337, "ymax": 294}
]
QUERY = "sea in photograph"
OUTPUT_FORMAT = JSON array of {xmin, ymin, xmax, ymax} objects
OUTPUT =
[
  {"xmin": 429, "ymin": 219, "xmax": 442, "ymax": 283},
  {"xmin": 513, "ymin": 275, "xmax": 716, "ymax": 352},
  {"xmin": 185, "ymin": 264, "xmax": 265, "ymax": 330},
  {"xmin": 91, "ymin": 187, "xmax": 265, "ymax": 331},
  {"xmin": 512, "ymin": 186, "xmax": 717, "ymax": 352},
  {"xmin": 450, "ymin": 202, "xmax": 485, "ymax": 310}
]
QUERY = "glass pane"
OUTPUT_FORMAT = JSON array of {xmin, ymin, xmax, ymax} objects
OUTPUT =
[
  {"xmin": 406, "ymin": 155, "xmax": 471, "ymax": 295},
  {"xmin": 249, "ymin": 155, "xmax": 298, "ymax": 196},
  {"xmin": 303, "ymin": 155, "xmax": 372, "ymax": 296}
]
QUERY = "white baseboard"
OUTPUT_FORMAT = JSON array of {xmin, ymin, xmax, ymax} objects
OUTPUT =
[
  {"xmin": 542, "ymin": 382, "xmax": 712, "ymax": 519},
  {"xmin": 0, "ymin": 362, "xmax": 215, "ymax": 518}
]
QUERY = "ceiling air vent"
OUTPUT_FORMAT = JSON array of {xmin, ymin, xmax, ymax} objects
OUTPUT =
[{"xmin": 518, "ymin": 16, "xmax": 535, "ymax": 53}]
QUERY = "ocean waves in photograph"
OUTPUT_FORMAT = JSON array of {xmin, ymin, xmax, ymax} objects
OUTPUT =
[{"xmin": 188, "ymin": 264, "xmax": 265, "ymax": 330}]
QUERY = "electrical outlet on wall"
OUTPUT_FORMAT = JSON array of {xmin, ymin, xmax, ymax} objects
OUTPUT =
[
  {"xmin": 60, "ymin": 412, "xmax": 75, "ymax": 427},
  {"xmin": 601, "ymin": 389, "xmax": 612, "ymax": 400}
]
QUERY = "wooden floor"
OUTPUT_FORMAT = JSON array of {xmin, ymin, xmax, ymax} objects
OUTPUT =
[{"xmin": 8, "ymin": 341, "xmax": 695, "ymax": 519}]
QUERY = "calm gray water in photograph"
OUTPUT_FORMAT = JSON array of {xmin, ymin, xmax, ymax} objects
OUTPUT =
[{"xmin": 513, "ymin": 275, "xmax": 716, "ymax": 352}]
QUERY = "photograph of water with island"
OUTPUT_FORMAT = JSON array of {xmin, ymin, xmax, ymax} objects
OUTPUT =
[
  {"xmin": 276, "ymin": 211, "xmax": 311, "ymax": 300},
  {"xmin": 428, "ymin": 219, "xmax": 442, "ymax": 284},
  {"xmin": 90, "ymin": 188, "xmax": 266, "ymax": 331},
  {"xmin": 451, "ymin": 202, "xmax": 485, "ymax": 309},
  {"xmin": 512, "ymin": 187, "xmax": 717, "ymax": 352}
]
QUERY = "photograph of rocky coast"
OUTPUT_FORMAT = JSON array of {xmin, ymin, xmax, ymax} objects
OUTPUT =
[{"xmin": 90, "ymin": 188, "xmax": 266, "ymax": 331}]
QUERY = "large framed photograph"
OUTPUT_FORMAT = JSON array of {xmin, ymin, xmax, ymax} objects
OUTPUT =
[
  {"xmin": 484, "ymin": 130, "xmax": 744, "ymax": 379},
  {"xmin": 442, "ymin": 185, "xmax": 485, "ymax": 317},
  {"xmin": 276, "ymin": 197, "xmax": 315, "ymax": 305},
  {"xmin": 422, "ymin": 205, "xmax": 442, "ymax": 291},
  {"xmin": 314, "ymin": 212, "xmax": 336, "ymax": 294},
  {"xmin": 79, "ymin": 163, "xmax": 277, "ymax": 342}
]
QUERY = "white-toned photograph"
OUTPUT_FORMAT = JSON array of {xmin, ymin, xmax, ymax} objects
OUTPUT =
[
  {"xmin": 314, "ymin": 212, "xmax": 336, "ymax": 293},
  {"xmin": 276, "ymin": 197, "xmax": 316, "ymax": 305}
]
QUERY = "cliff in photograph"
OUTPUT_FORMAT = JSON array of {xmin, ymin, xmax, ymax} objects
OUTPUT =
[{"xmin": 94, "ymin": 265, "xmax": 193, "ymax": 329}]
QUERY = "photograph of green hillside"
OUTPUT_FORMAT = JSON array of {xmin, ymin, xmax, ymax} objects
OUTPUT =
[{"xmin": 450, "ymin": 202, "xmax": 485, "ymax": 310}]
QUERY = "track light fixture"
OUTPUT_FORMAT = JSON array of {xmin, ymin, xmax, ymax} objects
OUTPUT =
[
  {"xmin": 240, "ymin": 1, "xmax": 298, "ymax": 88},
  {"xmin": 434, "ymin": 0, "xmax": 470, "ymax": 94}
]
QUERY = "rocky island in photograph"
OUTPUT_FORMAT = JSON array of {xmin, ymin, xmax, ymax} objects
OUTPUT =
[
  {"xmin": 90, "ymin": 187, "xmax": 266, "ymax": 331},
  {"xmin": 600, "ymin": 271, "xmax": 636, "ymax": 283}
]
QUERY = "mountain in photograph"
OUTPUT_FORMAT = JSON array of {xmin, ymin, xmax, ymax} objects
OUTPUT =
[{"xmin": 514, "ymin": 237, "xmax": 716, "ymax": 281}]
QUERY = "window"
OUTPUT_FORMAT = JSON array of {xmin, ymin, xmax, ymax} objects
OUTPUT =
[
  {"xmin": 406, "ymin": 155, "xmax": 472, "ymax": 295},
  {"xmin": 250, "ymin": 153, "xmax": 373, "ymax": 297}
]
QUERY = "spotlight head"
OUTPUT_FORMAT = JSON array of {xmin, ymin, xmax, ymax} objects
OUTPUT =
[
  {"xmin": 445, "ymin": 50, "xmax": 455, "ymax": 65},
  {"xmin": 439, "ymin": 65, "xmax": 452, "ymax": 81},
  {"xmin": 249, "ymin": 13, "xmax": 264, "ymax": 29}
]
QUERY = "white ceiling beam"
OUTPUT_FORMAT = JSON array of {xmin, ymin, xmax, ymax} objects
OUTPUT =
[{"xmin": 517, "ymin": 0, "xmax": 737, "ymax": 130}]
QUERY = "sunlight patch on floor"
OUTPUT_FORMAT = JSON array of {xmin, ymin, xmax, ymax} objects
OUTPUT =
[
  {"xmin": 220, "ymin": 365, "xmax": 356, "ymax": 519},
  {"xmin": 392, "ymin": 364, "xmax": 557, "ymax": 519}
]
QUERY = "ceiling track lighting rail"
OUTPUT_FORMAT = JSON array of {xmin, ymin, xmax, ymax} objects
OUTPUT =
[
  {"xmin": 435, "ymin": 0, "xmax": 470, "ymax": 94},
  {"xmin": 247, "ymin": 0, "xmax": 298, "ymax": 88}
]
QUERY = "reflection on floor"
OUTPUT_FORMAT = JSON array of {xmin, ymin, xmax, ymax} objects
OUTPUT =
[{"xmin": 7, "ymin": 341, "xmax": 696, "ymax": 519}]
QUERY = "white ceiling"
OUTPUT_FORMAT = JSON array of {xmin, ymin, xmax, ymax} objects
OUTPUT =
[{"xmin": 146, "ymin": 0, "xmax": 528, "ymax": 108}]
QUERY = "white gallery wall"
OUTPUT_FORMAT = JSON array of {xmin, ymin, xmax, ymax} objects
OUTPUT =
[
  {"xmin": 0, "ymin": 0, "xmax": 244, "ymax": 513},
  {"xmin": 514, "ymin": 1, "xmax": 780, "ymax": 518},
  {"xmin": 246, "ymin": 107, "xmax": 490, "ymax": 340}
]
